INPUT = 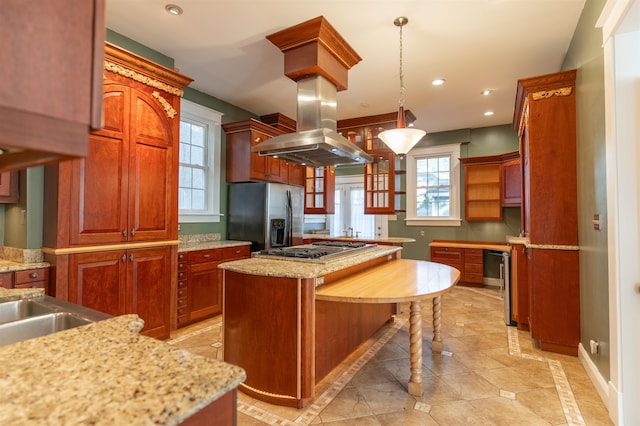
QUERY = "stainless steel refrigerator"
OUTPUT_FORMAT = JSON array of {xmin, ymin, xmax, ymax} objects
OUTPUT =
[{"xmin": 227, "ymin": 182, "xmax": 304, "ymax": 252}]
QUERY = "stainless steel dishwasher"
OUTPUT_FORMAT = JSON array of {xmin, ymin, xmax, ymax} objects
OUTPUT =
[{"xmin": 488, "ymin": 250, "xmax": 516, "ymax": 326}]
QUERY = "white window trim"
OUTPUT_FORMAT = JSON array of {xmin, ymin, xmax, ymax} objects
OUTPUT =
[
  {"xmin": 405, "ymin": 143, "xmax": 462, "ymax": 227},
  {"xmin": 178, "ymin": 99, "xmax": 223, "ymax": 223}
]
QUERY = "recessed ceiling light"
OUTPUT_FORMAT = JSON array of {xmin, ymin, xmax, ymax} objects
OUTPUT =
[
  {"xmin": 484, "ymin": 111, "xmax": 494, "ymax": 116},
  {"xmin": 481, "ymin": 89, "xmax": 492, "ymax": 96},
  {"xmin": 165, "ymin": 4, "xmax": 183, "ymax": 15},
  {"xmin": 432, "ymin": 79, "xmax": 446, "ymax": 86}
]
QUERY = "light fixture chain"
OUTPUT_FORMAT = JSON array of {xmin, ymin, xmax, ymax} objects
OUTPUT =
[{"xmin": 398, "ymin": 21, "xmax": 405, "ymax": 107}]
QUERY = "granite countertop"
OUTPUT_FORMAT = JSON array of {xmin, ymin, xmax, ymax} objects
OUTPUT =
[
  {"xmin": 0, "ymin": 260, "xmax": 49, "ymax": 273},
  {"xmin": 218, "ymin": 245, "xmax": 402, "ymax": 279},
  {"xmin": 178, "ymin": 239, "xmax": 251, "ymax": 253},
  {"xmin": 0, "ymin": 290, "xmax": 245, "ymax": 425},
  {"xmin": 429, "ymin": 240, "xmax": 511, "ymax": 252},
  {"xmin": 506, "ymin": 236, "xmax": 580, "ymax": 250},
  {"xmin": 303, "ymin": 234, "xmax": 416, "ymax": 244}
]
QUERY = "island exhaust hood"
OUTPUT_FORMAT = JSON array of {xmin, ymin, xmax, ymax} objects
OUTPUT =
[{"xmin": 253, "ymin": 75, "xmax": 372, "ymax": 167}]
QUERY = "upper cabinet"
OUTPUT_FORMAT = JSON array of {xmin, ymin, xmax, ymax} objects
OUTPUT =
[
  {"xmin": 223, "ymin": 118, "xmax": 304, "ymax": 187},
  {"xmin": 0, "ymin": 172, "xmax": 19, "ymax": 203},
  {"xmin": 460, "ymin": 151, "xmax": 520, "ymax": 221},
  {"xmin": 0, "ymin": 0, "xmax": 105, "ymax": 172},
  {"xmin": 337, "ymin": 111, "xmax": 415, "ymax": 214},
  {"xmin": 304, "ymin": 167, "xmax": 335, "ymax": 215}
]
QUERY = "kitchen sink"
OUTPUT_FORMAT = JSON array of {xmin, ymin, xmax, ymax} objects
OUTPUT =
[
  {"xmin": 0, "ymin": 296, "xmax": 111, "ymax": 348},
  {"xmin": 0, "ymin": 313, "xmax": 92, "ymax": 347},
  {"xmin": 0, "ymin": 299, "xmax": 56, "ymax": 325}
]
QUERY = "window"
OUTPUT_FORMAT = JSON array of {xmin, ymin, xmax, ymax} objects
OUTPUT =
[
  {"xmin": 329, "ymin": 175, "xmax": 387, "ymax": 238},
  {"xmin": 405, "ymin": 143, "xmax": 461, "ymax": 226},
  {"xmin": 178, "ymin": 99, "xmax": 223, "ymax": 223}
]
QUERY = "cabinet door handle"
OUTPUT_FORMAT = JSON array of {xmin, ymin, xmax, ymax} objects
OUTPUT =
[
  {"xmin": 129, "ymin": 254, "xmax": 134, "ymax": 262},
  {"xmin": 30, "ymin": 273, "xmax": 38, "ymax": 279},
  {"xmin": 122, "ymin": 255, "xmax": 126, "ymax": 263},
  {"xmin": 123, "ymin": 229, "xmax": 127, "ymax": 238},
  {"xmin": 131, "ymin": 229, "xmax": 136, "ymax": 237}
]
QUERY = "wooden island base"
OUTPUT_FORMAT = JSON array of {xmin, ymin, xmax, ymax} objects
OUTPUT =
[{"xmin": 221, "ymin": 247, "xmax": 460, "ymax": 407}]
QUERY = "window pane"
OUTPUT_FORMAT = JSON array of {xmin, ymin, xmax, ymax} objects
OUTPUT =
[
  {"xmin": 180, "ymin": 122, "xmax": 191, "ymax": 143},
  {"xmin": 192, "ymin": 168, "xmax": 205, "ymax": 190},
  {"xmin": 191, "ymin": 146, "xmax": 204, "ymax": 167},
  {"xmin": 191, "ymin": 124, "xmax": 205, "ymax": 147},
  {"xmin": 179, "ymin": 166, "xmax": 192, "ymax": 187},
  {"xmin": 179, "ymin": 187, "xmax": 191, "ymax": 210},
  {"xmin": 191, "ymin": 189, "xmax": 205, "ymax": 210},
  {"xmin": 414, "ymin": 154, "xmax": 452, "ymax": 218},
  {"xmin": 180, "ymin": 142, "xmax": 191, "ymax": 164}
]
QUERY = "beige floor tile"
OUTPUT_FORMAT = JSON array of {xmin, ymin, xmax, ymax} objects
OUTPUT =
[{"xmin": 169, "ymin": 286, "xmax": 613, "ymax": 426}]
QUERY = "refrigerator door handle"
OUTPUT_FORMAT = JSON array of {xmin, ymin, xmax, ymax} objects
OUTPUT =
[{"xmin": 286, "ymin": 190, "xmax": 293, "ymax": 247}]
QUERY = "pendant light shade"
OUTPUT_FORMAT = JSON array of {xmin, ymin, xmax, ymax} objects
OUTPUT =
[{"xmin": 378, "ymin": 17, "xmax": 426, "ymax": 156}]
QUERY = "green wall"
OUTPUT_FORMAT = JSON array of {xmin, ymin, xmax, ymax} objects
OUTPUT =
[
  {"xmin": 562, "ymin": 0, "xmax": 609, "ymax": 379},
  {"xmin": 385, "ymin": 125, "xmax": 521, "ymax": 261}
]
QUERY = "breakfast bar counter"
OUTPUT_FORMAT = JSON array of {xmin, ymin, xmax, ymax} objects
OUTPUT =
[{"xmin": 316, "ymin": 259, "xmax": 460, "ymax": 396}]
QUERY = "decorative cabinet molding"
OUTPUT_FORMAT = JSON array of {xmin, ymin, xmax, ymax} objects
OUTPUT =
[{"xmin": 43, "ymin": 43, "xmax": 192, "ymax": 339}]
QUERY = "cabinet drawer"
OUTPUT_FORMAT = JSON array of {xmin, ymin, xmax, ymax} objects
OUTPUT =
[
  {"xmin": 188, "ymin": 249, "xmax": 223, "ymax": 263},
  {"xmin": 177, "ymin": 279, "xmax": 187, "ymax": 290},
  {"xmin": 464, "ymin": 248, "xmax": 483, "ymax": 263},
  {"xmin": 0, "ymin": 272, "xmax": 12, "ymax": 289},
  {"xmin": 465, "ymin": 263, "xmax": 483, "ymax": 274},
  {"xmin": 177, "ymin": 287, "xmax": 187, "ymax": 299},
  {"xmin": 14, "ymin": 281, "xmax": 47, "ymax": 290},
  {"xmin": 177, "ymin": 270, "xmax": 187, "ymax": 280},
  {"xmin": 177, "ymin": 296, "xmax": 188, "ymax": 308},
  {"xmin": 430, "ymin": 247, "xmax": 464, "ymax": 262},
  {"xmin": 15, "ymin": 268, "xmax": 49, "ymax": 285},
  {"xmin": 222, "ymin": 245, "xmax": 250, "ymax": 260}
]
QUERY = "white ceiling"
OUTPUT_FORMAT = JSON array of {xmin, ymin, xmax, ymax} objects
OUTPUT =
[{"xmin": 105, "ymin": 0, "xmax": 586, "ymax": 134}]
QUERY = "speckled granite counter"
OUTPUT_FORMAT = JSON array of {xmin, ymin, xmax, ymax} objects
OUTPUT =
[
  {"xmin": 0, "ymin": 290, "xmax": 245, "ymax": 425},
  {"xmin": 178, "ymin": 239, "xmax": 251, "ymax": 253},
  {"xmin": 219, "ymin": 245, "xmax": 401, "ymax": 279},
  {"xmin": 506, "ymin": 236, "xmax": 580, "ymax": 250},
  {"xmin": 303, "ymin": 234, "xmax": 415, "ymax": 245},
  {"xmin": 0, "ymin": 259, "xmax": 49, "ymax": 273}
]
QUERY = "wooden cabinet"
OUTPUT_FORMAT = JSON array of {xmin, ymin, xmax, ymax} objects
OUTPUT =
[
  {"xmin": 304, "ymin": 167, "xmax": 335, "ymax": 214},
  {"xmin": 502, "ymin": 159, "xmax": 521, "ymax": 206},
  {"xmin": 337, "ymin": 111, "xmax": 415, "ymax": 214},
  {"xmin": 513, "ymin": 69, "xmax": 579, "ymax": 355},
  {"xmin": 0, "ymin": 0, "xmax": 105, "ymax": 172},
  {"xmin": 68, "ymin": 246, "xmax": 172, "ymax": 339},
  {"xmin": 460, "ymin": 151, "xmax": 520, "ymax": 221},
  {"xmin": 224, "ymin": 119, "xmax": 297, "ymax": 184},
  {"xmin": 510, "ymin": 243, "xmax": 529, "ymax": 330},
  {"xmin": 430, "ymin": 246, "xmax": 464, "ymax": 277},
  {"xmin": 0, "ymin": 172, "xmax": 19, "ymax": 203},
  {"xmin": 430, "ymin": 244, "xmax": 485, "ymax": 287},
  {"xmin": 177, "ymin": 245, "xmax": 250, "ymax": 328},
  {"xmin": 0, "ymin": 268, "xmax": 49, "ymax": 292},
  {"xmin": 463, "ymin": 162, "xmax": 502, "ymax": 221},
  {"xmin": 42, "ymin": 43, "xmax": 192, "ymax": 339},
  {"xmin": 464, "ymin": 248, "xmax": 483, "ymax": 285}
]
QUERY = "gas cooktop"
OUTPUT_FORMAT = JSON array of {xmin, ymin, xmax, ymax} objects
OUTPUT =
[{"xmin": 257, "ymin": 241, "xmax": 376, "ymax": 262}]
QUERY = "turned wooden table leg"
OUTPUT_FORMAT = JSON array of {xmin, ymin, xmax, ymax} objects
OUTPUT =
[
  {"xmin": 408, "ymin": 300, "xmax": 423, "ymax": 397},
  {"xmin": 432, "ymin": 295, "xmax": 443, "ymax": 352}
]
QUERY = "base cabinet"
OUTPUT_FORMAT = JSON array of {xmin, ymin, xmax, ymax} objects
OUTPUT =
[
  {"xmin": 69, "ymin": 246, "xmax": 172, "ymax": 339},
  {"xmin": 430, "ymin": 245, "xmax": 483, "ymax": 286},
  {"xmin": 510, "ymin": 243, "xmax": 529, "ymax": 330},
  {"xmin": 177, "ymin": 245, "xmax": 250, "ymax": 328}
]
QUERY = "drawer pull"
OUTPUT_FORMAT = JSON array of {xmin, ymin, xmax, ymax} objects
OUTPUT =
[
  {"xmin": 178, "ymin": 299, "xmax": 184, "ymax": 305},
  {"xmin": 30, "ymin": 273, "xmax": 38, "ymax": 279},
  {"xmin": 203, "ymin": 254, "xmax": 210, "ymax": 258},
  {"xmin": 178, "ymin": 290, "xmax": 184, "ymax": 296}
]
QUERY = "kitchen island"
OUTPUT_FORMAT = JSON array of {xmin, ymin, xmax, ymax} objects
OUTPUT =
[
  {"xmin": 0, "ymin": 288, "xmax": 245, "ymax": 425},
  {"xmin": 219, "ymin": 245, "xmax": 459, "ymax": 407}
]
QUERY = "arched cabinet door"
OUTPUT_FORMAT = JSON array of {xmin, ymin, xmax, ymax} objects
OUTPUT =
[{"xmin": 68, "ymin": 84, "xmax": 174, "ymax": 246}]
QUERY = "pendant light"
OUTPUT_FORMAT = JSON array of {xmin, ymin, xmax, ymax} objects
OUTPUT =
[{"xmin": 378, "ymin": 17, "xmax": 426, "ymax": 157}]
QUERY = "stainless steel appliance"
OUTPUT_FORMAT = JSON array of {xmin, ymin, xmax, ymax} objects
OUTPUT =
[
  {"xmin": 256, "ymin": 241, "xmax": 377, "ymax": 263},
  {"xmin": 227, "ymin": 182, "xmax": 304, "ymax": 252}
]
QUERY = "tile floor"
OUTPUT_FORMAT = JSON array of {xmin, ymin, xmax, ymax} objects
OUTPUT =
[{"xmin": 168, "ymin": 286, "xmax": 612, "ymax": 425}]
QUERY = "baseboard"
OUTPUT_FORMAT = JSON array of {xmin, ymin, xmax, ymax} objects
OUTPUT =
[
  {"xmin": 578, "ymin": 342, "xmax": 610, "ymax": 410},
  {"xmin": 483, "ymin": 277, "xmax": 501, "ymax": 287}
]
